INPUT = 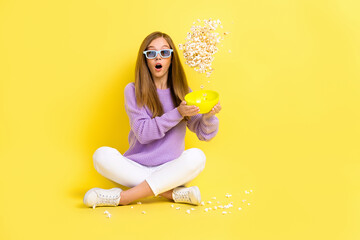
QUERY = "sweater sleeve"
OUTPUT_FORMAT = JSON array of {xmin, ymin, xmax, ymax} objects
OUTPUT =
[
  {"xmin": 187, "ymin": 114, "xmax": 219, "ymax": 141},
  {"xmin": 124, "ymin": 83, "xmax": 184, "ymax": 144}
]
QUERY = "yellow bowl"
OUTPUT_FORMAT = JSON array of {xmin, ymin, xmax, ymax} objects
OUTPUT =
[{"xmin": 184, "ymin": 90, "xmax": 219, "ymax": 114}]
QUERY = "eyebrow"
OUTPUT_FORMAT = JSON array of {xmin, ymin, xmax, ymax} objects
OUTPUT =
[{"xmin": 147, "ymin": 45, "xmax": 169, "ymax": 49}]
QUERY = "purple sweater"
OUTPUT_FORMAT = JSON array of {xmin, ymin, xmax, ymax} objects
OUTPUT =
[{"xmin": 123, "ymin": 82, "xmax": 219, "ymax": 166}]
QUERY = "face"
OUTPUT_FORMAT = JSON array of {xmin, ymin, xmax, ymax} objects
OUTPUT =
[{"xmin": 145, "ymin": 37, "xmax": 172, "ymax": 81}]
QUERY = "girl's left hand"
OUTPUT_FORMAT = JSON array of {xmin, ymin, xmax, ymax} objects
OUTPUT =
[{"xmin": 203, "ymin": 101, "xmax": 222, "ymax": 119}]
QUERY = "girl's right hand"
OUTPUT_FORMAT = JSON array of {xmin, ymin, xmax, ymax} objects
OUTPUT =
[{"xmin": 177, "ymin": 101, "xmax": 200, "ymax": 117}]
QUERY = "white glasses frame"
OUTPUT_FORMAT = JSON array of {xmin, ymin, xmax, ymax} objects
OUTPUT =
[{"xmin": 143, "ymin": 49, "xmax": 173, "ymax": 59}]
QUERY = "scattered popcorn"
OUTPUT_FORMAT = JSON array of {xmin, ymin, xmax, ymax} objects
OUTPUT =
[
  {"xmin": 171, "ymin": 205, "xmax": 174, "ymax": 208},
  {"xmin": 191, "ymin": 208, "xmax": 195, "ymax": 211},
  {"xmin": 92, "ymin": 205, "xmax": 96, "ymax": 209},
  {"xmin": 225, "ymin": 193, "xmax": 232, "ymax": 198},
  {"xmin": 250, "ymin": 190, "xmax": 253, "ymax": 193},
  {"xmin": 218, "ymin": 205, "xmax": 223, "ymax": 209},
  {"xmin": 228, "ymin": 50, "xmax": 231, "ymax": 53},
  {"xmin": 130, "ymin": 206, "xmax": 133, "ymax": 209},
  {"xmin": 106, "ymin": 213, "xmax": 111, "ymax": 218},
  {"xmin": 222, "ymin": 211, "xmax": 227, "ymax": 215},
  {"xmin": 238, "ymin": 207, "xmax": 242, "ymax": 210},
  {"xmin": 179, "ymin": 18, "xmax": 229, "ymax": 77},
  {"xmin": 204, "ymin": 208, "xmax": 209, "ymax": 212},
  {"xmin": 242, "ymin": 200, "xmax": 246, "ymax": 203},
  {"xmin": 214, "ymin": 206, "xmax": 217, "ymax": 210},
  {"xmin": 176, "ymin": 207, "xmax": 181, "ymax": 210},
  {"xmin": 209, "ymin": 207, "xmax": 212, "ymax": 210},
  {"xmin": 207, "ymin": 201, "xmax": 212, "ymax": 204},
  {"xmin": 137, "ymin": 202, "xmax": 142, "ymax": 205},
  {"xmin": 142, "ymin": 211, "xmax": 146, "ymax": 214},
  {"xmin": 212, "ymin": 197, "xmax": 216, "ymax": 200},
  {"xmin": 245, "ymin": 190, "xmax": 250, "ymax": 194},
  {"xmin": 104, "ymin": 210, "xmax": 109, "ymax": 215},
  {"xmin": 217, "ymin": 201, "xmax": 220, "ymax": 204},
  {"xmin": 186, "ymin": 210, "xmax": 191, "ymax": 214},
  {"xmin": 200, "ymin": 201, "xmax": 205, "ymax": 206},
  {"xmin": 248, "ymin": 203, "xmax": 251, "ymax": 205}
]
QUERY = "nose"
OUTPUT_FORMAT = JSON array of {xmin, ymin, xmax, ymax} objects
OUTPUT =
[{"xmin": 155, "ymin": 52, "xmax": 162, "ymax": 59}]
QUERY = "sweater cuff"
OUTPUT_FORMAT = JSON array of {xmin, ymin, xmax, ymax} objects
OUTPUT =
[
  {"xmin": 202, "ymin": 115, "xmax": 219, "ymax": 126},
  {"xmin": 165, "ymin": 108, "xmax": 184, "ymax": 122}
]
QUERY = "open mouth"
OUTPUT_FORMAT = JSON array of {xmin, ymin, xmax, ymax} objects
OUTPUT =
[{"xmin": 155, "ymin": 63, "xmax": 162, "ymax": 70}]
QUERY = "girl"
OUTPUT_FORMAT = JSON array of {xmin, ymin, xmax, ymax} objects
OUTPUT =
[{"xmin": 83, "ymin": 31, "xmax": 221, "ymax": 208}]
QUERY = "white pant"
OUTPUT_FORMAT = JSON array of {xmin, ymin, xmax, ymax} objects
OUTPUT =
[{"xmin": 92, "ymin": 146, "xmax": 206, "ymax": 196}]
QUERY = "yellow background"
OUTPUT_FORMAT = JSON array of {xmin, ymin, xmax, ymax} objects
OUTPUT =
[{"xmin": 1, "ymin": 0, "xmax": 359, "ymax": 239}]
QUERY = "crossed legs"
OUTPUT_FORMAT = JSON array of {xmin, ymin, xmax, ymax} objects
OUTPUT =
[{"xmin": 92, "ymin": 146, "xmax": 206, "ymax": 205}]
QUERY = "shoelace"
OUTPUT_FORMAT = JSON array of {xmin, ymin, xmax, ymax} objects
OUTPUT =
[
  {"xmin": 175, "ymin": 190, "xmax": 191, "ymax": 203},
  {"xmin": 96, "ymin": 192, "xmax": 120, "ymax": 206}
]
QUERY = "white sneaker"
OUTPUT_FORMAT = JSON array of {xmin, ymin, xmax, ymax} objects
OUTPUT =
[
  {"xmin": 83, "ymin": 187, "xmax": 122, "ymax": 208},
  {"xmin": 172, "ymin": 186, "xmax": 201, "ymax": 206}
]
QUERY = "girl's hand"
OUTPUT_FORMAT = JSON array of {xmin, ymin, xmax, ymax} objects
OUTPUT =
[
  {"xmin": 177, "ymin": 101, "xmax": 200, "ymax": 117},
  {"xmin": 203, "ymin": 101, "xmax": 222, "ymax": 120}
]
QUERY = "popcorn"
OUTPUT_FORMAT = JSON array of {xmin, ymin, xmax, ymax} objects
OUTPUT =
[
  {"xmin": 225, "ymin": 193, "xmax": 232, "ymax": 198},
  {"xmin": 137, "ymin": 202, "xmax": 142, "ymax": 205},
  {"xmin": 186, "ymin": 210, "xmax": 191, "ymax": 214},
  {"xmin": 104, "ymin": 210, "xmax": 109, "ymax": 215},
  {"xmin": 179, "ymin": 18, "xmax": 229, "ymax": 77},
  {"xmin": 142, "ymin": 211, "xmax": 146, "ymax": 214},
  {"xmin": 191, "ymin": 208, "xmax": 195, "ymax": 211},
  {"xmin": 176, "ymin": 207, "xmax": 181, "ymax": 210},
  {"xmin": 92, "ymin": 205, "xmax": 96, "ymax": 209},
  {"xmin": 222, "ymin": 211, "xmax": 227, "ymax": 215},
  {"xmin": 212, "ymin": 197, "xmax": 216, "ymax": 200},
  {"xmin": 171, "ymin": 204, "xmax": 174, "ymax": 208},
  {"xmin": 238, "ymin": 207, "xmax": 242, "ymax": 210},
  {"xmin": 200, "ymin": 201, "xmax": 205, "ymax": 206},
  {"xmin": 204, "ymin": 208, "xmax": 209, "ymax": 212},
  {"xmin": 207, "ymin": 201, "xmax": 212, "ymax": 204},
  {"xmin": 130, "ymin": 206, "xmax": 133, "ymax": 209},
  {"xmin": 106, "ymin": 213, "xmax": 111, "ymax": 218}
]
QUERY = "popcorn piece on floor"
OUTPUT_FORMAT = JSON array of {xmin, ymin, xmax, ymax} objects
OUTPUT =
[
  {"xmin": 248, "ymin": 203, "xmax": 251, "ymax": 205},
  {"xmin": 242, "ymin": 200, "xmax": 246, "ymax": 203},
  {"xmin": 92, "ymin": 205, "xmax": 96, "ymax": 209},
  {"xmin": 204, "ymin": 208, "xmax": 209, "ymax": 212},
  {"xmin": 200, "ymin": 201, "xmax": 205, "ymax": 206},
  {"xmin": 171, "ymin": 204, "xmax": 174, "ymax": 208},
  {"xmin": 222, "ymin": 211, "xmax": 227, "ymax": 215},
  {"xmin": 191, "ymin": 208, "xmax": 195, "ymax": 211},
  {"xmin": 209, "ymin": 207, "xmax": 212, "ymax": 210},
  {"xmin": 142, "ymin": 211, "xmax": 146, "ymax": 214},
  {"xmin": 186, "ymin": 210, "xmax": 191, "ymax": 214},
  {"xmin": 212, "ymin": 197, "xmax": 217, "ymax": 200},
  {"xmin": 130, "ymin": 206, "xmax": 133, "ymax": 209},
  {"xmin": 176, "ymin": 207, "xmax": 181, "ymax": 210},
  {"xmin": 218, "ymin": 205, "xmax": 223, "ymax": 209},
  {"xmin": 106, "ymin": 213, "xmax": 111, "ymax": 218},
  {"xmin": 238, "ymin": 207, "xmax": 242, "ymax": 210},
  {"xmin": 225, "ymin": 194, "xmax": 232, "ymax": 198},
  {"xmin": 214, "ymin": 206, "xmax": 217, "ymax": 210},
  {"xmin": 207, "ymin": 201, "xmax": 212, "ymax": 204},
  {"xmin": 228, "ymin": 50, "xmax": 231, "ymax": 53},
  {"xmin": 250, "ymin": 190, "xmax": 253, "ymax": 193},
  {"xmin": 217, "ymin": 201, "xmax": 220, "ymax": 204},
  {"xmin": 245, "ymin": 190, "xmax": 250, "ymax": 194},
  {"xmin": 104, "ymin": 210, "xmax": 109, "ymax": 215},
  {"xmin": 137, "ymin": 202, "xmax": 142, "ymax": 205}
]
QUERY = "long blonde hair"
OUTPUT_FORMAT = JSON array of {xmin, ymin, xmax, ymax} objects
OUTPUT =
[{"xmin": 135, "ymin": 31, "xmax": 189, "ymax": 119}]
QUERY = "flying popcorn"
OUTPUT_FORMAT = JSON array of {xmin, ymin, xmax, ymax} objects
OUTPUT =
[{"xmin": 179, "ymin": 18, "xmax": 229, "ymax": 78}]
